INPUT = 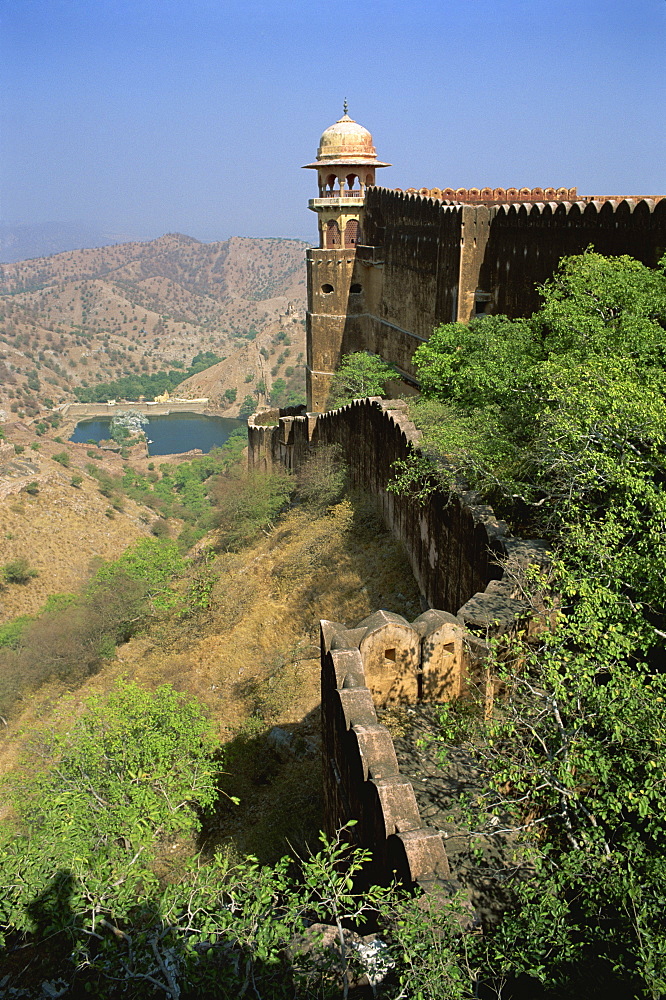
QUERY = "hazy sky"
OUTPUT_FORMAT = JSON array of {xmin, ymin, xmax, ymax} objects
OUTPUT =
[{"xmin": 2, "ymin": 0, "xmax": 665, "ymax": 245}]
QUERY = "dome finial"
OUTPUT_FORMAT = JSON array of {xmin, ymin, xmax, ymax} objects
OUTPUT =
[{"xmin": 343, "ymin": 97, "xmax": 348, "ymax": 117}]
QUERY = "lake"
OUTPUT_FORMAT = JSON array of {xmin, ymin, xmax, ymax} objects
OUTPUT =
[{"xmin": 69, "ymin": 413, "xmax": 245, "ymax": 456}]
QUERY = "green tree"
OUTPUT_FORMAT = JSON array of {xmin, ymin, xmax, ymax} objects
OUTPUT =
[
  {"xmin": 392, "ymin": 249, "xmax": 666, "ymax": 996},
  {"xmin": 327, "ymin": 351, "xmax": 395, "ymax": 407},
  {"xmin": 239, "ymin": 393, "xmax": 257, "ymax": 419},
  {"xmin": 270, "ymin": 377, "xmax": 287, "ymax": 405}
]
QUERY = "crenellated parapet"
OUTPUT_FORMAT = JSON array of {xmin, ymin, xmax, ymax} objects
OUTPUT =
[
  {"xmin": 248, "ymin": 398, "xmax": 549, "ymax": 621},
  {"xmin": 359, "ymin": 187, "xmax": 666, "ymax": 329},
  {"xmin": 320, "ymin": 612, "xmax": 459, "ymax": 893}
]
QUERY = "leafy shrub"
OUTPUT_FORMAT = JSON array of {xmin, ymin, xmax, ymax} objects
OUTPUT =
[
  {"xmin": 52, "ymin": 450, "xmax": 70, "ymax": 467},
  {"xmin": 211, "ymin": 469, "xmax": 292, "ymax": 550},
  {"xmin": 296, "ymin": 444, "xmax": 348, "ymax": 512},
  {"xmin": 3, "ymin": 558, "xmax": 38, "ymax": 584}
]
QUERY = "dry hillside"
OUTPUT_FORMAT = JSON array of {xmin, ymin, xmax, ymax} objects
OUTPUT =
[
  {"xmin": 0, "ymin": 233, "xmax": 307, "ymax": 419},
  {"xmin": 0, "ymin": 495, "xmax": 422, "ymax": 861}
]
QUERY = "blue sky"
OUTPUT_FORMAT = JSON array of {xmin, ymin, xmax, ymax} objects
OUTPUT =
[{"xmin": 1, "ymin": 0, "xmax": 665, "ymax": 244}]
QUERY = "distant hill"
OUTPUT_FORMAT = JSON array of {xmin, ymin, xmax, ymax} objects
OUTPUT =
[
  {"xmin": 0, "ymin": 233, "xmax": 308, "ymax": 418},
  {"xmin": 0, "ymin": 223, "xmax": 138, "ymax": 264}
]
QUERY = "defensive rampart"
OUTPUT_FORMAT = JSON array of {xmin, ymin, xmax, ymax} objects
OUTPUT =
[
  {"xmin": 249, "ymin": 398, "xmax": 548, "ymax": 891},
  {"xmin": 248, "ymin": 398, "xmax": 542, "ymax": 618},
  {"xmin": 362, "ymin": 187, "xmax": 666, "ymax": 327},
  {"xmin": 320, "ymin": 611, "xmax": 462, "ymax": 893}
]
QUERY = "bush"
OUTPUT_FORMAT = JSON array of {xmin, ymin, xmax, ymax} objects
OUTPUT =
[
  {"xmin": 296, "ymin": 444, "xmax": 348, "ymax": 512},
  {"xmin": 24, "ymin": 481, "xmax": 39, "ymax": 495},
  {"xmin": 3, "ymin": 558, "xmax": 38, "ymax": 584},
  {"xmin": 211, "ymin": 468, "xmax": 292, "ymax": 550},
  {"xmin": 150, "ymin": 517, "xmax": 170, "ymax": 538},
  {"xmin": 70, "ymin": 474, "xmax": 83, "ymax": 488},
  {"xmin": 52, "ymin": 450, "xmax": 71, "ymax": 467}
]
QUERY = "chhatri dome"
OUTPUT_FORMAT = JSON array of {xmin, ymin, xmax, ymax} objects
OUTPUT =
[{"xmin": 303, "ymin": 103, "xmax": 391, "ymax": 169}]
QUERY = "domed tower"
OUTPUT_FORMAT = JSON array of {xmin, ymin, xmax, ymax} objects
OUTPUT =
[
  {"xmin": 303, "ymin": 103, "xmax": 390, "ymax": 249},
  {"xmin": 303, "ymin": 107, "xmax": 390, "ymax": 412}
]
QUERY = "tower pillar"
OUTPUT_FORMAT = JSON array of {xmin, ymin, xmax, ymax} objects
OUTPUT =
[{"xmin": 303, "ymin": 108, "xmax": 390, "ymax": 411}]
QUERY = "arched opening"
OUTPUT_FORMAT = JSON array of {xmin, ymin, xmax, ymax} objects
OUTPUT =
[
  {"xmin": 346, "ymin": 173, "xmax": 359, "ymax": 195},
  {"xmin": 350, "ymin": 283, "xmax": 363, "ymax": 294},
  {"xmin": 321, "ymin": 283, "xmax": 334, "ymax": 294},
  {"xmin": 326, "ymin": 220, "xmax": 341, "ymax": 248},
  {"xmin": 365, "ymin": 173, "xmax": 374, "ymax": 187},
  {"xmin": 344, "ymin": 219, "xmax": 359, "ymax": 248}
]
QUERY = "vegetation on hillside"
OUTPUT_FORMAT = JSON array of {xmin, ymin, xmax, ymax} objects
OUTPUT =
[
  {"xmin": 85, "ymin": 426, "xmax": 248, "ymax": 549},
  {"xmin": 0, "ymin": 235, "xmax": 306, "ymax": 414},
  {"xmin": 73, "ymin": 350, "xmax": 224, "ymax": 402},
  {"xmin": 389, "ymin": 249, "xmax": 666, "ymax": 997}
]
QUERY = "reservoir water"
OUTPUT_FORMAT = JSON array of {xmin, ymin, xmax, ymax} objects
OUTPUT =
[{"xmin": 69, "ymin": 413, "xmax": 245, "ymax": 457}]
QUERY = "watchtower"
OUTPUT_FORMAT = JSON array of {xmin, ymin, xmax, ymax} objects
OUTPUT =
[{"xmin": 303, "ymin": 105, "xmax": 390, "ymax": 411}]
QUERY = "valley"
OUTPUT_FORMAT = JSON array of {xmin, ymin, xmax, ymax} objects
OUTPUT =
[{"xmin": 0, "ymin": 233, "xmax": 308, "ymax": 421}]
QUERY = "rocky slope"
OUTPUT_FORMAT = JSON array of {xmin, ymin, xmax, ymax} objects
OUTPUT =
[{"xmin": 0, "ymin": 233, "xmax": 307, "ymax": 418}]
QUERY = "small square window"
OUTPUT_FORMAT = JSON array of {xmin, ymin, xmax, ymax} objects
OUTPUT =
[{"xmin": 385, "ymin": 648, "xmax": 396, "ymax": 662}]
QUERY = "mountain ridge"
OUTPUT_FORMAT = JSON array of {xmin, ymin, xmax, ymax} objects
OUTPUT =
[{"xmin": 0, "ymin": 233, "xmax": 308, "ymax": 417}]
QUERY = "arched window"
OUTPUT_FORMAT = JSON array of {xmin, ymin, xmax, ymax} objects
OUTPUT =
[
  {"xmin": 346, "ymin": 173, "xmax": 358, "ymax": 193},
  {"xmin": 326, "ymin": 174, "xmax": 336, "ymax": 191},
  {"xmin": 344, "ymin": 219, "xmax": 359, "ymax": 247},
  {"xmin": 326, "ymin": 220, "xmax": 341, "ymax": 247}
]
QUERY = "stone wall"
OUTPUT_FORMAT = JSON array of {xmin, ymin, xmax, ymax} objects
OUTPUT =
[
  {"xmin": 249, "ymin": 398, "xmax": 522, "ymax": 616},
  {"xmin": 480, "ymin": 197, "xmax": 666, "ymax": 317},
  {"xmin": 249, "ymin": 398, "xmax": 549, "ymax": 890},
  {"xmin": 362, "ymin": 187, "xmax": 666, "ymax": 332},
  {"xmin": 320, "ymin": 613, "xmax": 456, "ymax": 893}
]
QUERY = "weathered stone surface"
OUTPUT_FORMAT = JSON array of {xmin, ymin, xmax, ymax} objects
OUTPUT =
[
  {"xmin": 371, "ymin": 776, "xmax": 422, "ymax": 835},
  {"xmin": 390, "ymin": 827, "xmax": 451, "ymax": 881},
  {"xmin": 352, "ymin": 724, "xmax": 400, "ymax": 781}
]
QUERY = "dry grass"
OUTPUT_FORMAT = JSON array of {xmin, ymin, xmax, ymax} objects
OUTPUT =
[
  {"xmin": 0, "ymin": 490, "xmax": 422, "ymax": 860},
  {"xmin": 0, "ymin": 461, "xmax": 151, "ymax": 621}
]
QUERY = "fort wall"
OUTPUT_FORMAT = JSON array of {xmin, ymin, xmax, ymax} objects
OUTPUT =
[
  {"xmin": 320, "ymin": 614, "xmax": 456, "ymax": 893},
  {"xmin": 363, "ymin": 187, "xmax": 666, "ymax": 329},
  {"xmin": 305, "ymin": 190, "xmax": 666, "ymax": 408},
  {"xmin": 249, "ymin": 399, "xmax": 547, "ymax": 891},
  {"xmin": 249, "ymin": 398, "xmax": 522, "ymax": 615}
]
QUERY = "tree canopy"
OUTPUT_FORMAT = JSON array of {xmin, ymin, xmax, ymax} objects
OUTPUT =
[
  {"xmin": 327, "ymin": 351, "xmax": 395, "ymax": 407},
  {"xmin": 392, "ymin": 249, "xmax": 666, "ymax": 996}
]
